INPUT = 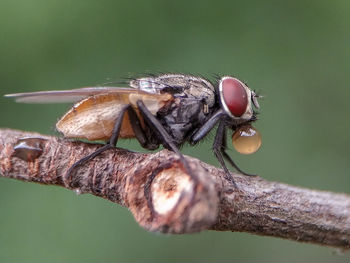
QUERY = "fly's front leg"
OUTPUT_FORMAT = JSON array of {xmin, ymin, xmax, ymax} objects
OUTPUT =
[
  {"xmin": 221, "ymin": 129, "xmax": 256, "ymax": 177},
  {"xmin": 190, "ymin": 109, "xmax": 224, "ymax": 144},
  {"xmin": 214, "ymin": 122, "xmax": 256, "ymax": 179},
  {"xmin": 212, "ymin": 120, "xmax": 236, "ymax": 185},
  {"xmin": 65, "ymin": 104, "xmax": 130, "ymax": 184}
]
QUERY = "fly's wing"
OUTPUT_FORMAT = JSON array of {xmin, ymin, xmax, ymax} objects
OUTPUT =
[
  {"xmin": 56, "ymin": 90, "xmax": 173, "ymax": 141},
  {"xmin": 4, "ymin": 87, "xmax": 132, "ymax": 103}
]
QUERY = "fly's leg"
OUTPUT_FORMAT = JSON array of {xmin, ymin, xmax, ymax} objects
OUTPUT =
[
  {"xmin": 65, "ymin": 104, "xmax": 130, "ymax": 184},
  {"xmin": 213, "ymin": 121, "xmax": 256, "ymax": 184},
  {"xmin": 127, "ymin": 106, "xmax": 159, "ymax": 150},
  {"xmin": 136, "ymin": 100, "xmax": 196, "ymax": 183},
  {"xmin": 212, "ymin": 120, "xmax": 237, "ymax": 185},
  {"xmin": 221, "ymin": 128, "xmax": 256, "ymax": 177},
  {"xmin": 190, "ymin": 109, "xmax": 224, "ymax": 144},
  {"xmin": 190, "ymin": 111, "xmax": 238, "ymax": 183},
  {"xmin": 65, "ymin": 144, "xmax": 113, "ymax": 181}
]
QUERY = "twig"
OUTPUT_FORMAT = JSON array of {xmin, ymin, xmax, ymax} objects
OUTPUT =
[{"xmin": 0, "ymin": 128, "xmax": 349, "ymax": 250}]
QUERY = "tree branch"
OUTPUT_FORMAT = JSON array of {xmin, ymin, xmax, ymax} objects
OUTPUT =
[{"xmin": 0, "ymin": 128, "xmax": 349, "ymax": 250}]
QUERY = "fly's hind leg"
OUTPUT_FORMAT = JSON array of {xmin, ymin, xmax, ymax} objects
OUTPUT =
[
  {"xmin": 65, "ymin": 104, "xmax": 130, "ymax": 185},
  {"xmin": 127, "ymin": 106, "xmax": 159, "ymax": 150}
]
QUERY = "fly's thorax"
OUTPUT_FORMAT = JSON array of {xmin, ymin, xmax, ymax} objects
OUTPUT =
[
  {"xmin": 158, "ymin": 96, "xmax": 210, "ymax": 145},
  {"xmin": 130, "ymin": 74, "xmax": 216, "ymax": 108},
  {"xmin": 129, "ymin": 77, "xmax": 160, "ymax": 94}
]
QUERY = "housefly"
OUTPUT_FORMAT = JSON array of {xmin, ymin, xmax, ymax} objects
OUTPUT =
[{"xmin": 5, "ymin": 74, "xmax": 262, "ymax": 183}]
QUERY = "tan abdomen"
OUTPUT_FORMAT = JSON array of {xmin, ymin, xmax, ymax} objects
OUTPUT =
[{"xmin": 56, "ymin": 91, "xmax": 172, "ymax": 141}]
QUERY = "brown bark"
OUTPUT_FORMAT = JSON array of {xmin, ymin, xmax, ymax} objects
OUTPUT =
[{"xmin": 0, "ymin": 129, "xmax": 349, "ymax": 250}]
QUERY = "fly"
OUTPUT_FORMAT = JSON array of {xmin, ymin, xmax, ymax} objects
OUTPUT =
[{"xmin": 5, "ymin": 74, "xmax": 262, "ymax": 183}]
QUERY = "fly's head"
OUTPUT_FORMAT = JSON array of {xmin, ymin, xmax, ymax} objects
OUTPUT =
[
  {"xmin": 218, "ymin": 76, "xmax": 260, "ymax": 121},
  {"xmin": 218, "ymin": 76, "xmax": 262, "ymax": 154}
]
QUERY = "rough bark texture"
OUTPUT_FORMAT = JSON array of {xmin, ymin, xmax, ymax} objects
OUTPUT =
[{"xmin": 0, "ymin": 129, "xmax": 349, "ymax": 250}]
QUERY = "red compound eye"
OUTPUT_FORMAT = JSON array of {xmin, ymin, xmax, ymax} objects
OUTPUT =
[{"xmin": 221, "ymin": 78, "xmax": 248, "ymax": 117}]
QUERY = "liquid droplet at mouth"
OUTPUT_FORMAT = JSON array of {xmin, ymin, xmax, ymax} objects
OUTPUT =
[{"xmin": 232, "ymin": 125, "xmax": 262, "ymax": 154}]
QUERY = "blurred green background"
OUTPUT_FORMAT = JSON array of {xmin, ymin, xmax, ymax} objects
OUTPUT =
[{"xmin": 1, "ymin": 0, "xmax": 349, "ymax": 262}]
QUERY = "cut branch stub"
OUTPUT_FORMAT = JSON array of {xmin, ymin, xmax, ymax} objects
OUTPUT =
[{"xmin": 126, "ymin": 160, "xmax": 219, "ymax": 234}]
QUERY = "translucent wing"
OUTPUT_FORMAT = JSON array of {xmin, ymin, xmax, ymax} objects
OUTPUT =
[
  {"xmin": 5, "ymin": 86, "xmax": 173, "ymax": 141},
  {"xmin": 4, "ymin": 87, "xmax": 135, "ymax": 103}
]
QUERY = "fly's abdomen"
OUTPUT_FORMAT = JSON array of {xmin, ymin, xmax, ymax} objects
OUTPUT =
[{"xmin": 56, "ymin": 92, "xmax": 173, "ymax": 141}]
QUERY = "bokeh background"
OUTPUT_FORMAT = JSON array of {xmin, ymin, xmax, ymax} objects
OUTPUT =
[{"xmin": 1, "ymin": 0, "xmax": 349, "ymax": 262}]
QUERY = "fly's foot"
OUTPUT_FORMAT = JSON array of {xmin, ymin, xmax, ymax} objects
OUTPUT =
[{"xmin": 64, "ymin": 144, "xmax": 113, "ymax": 187}]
